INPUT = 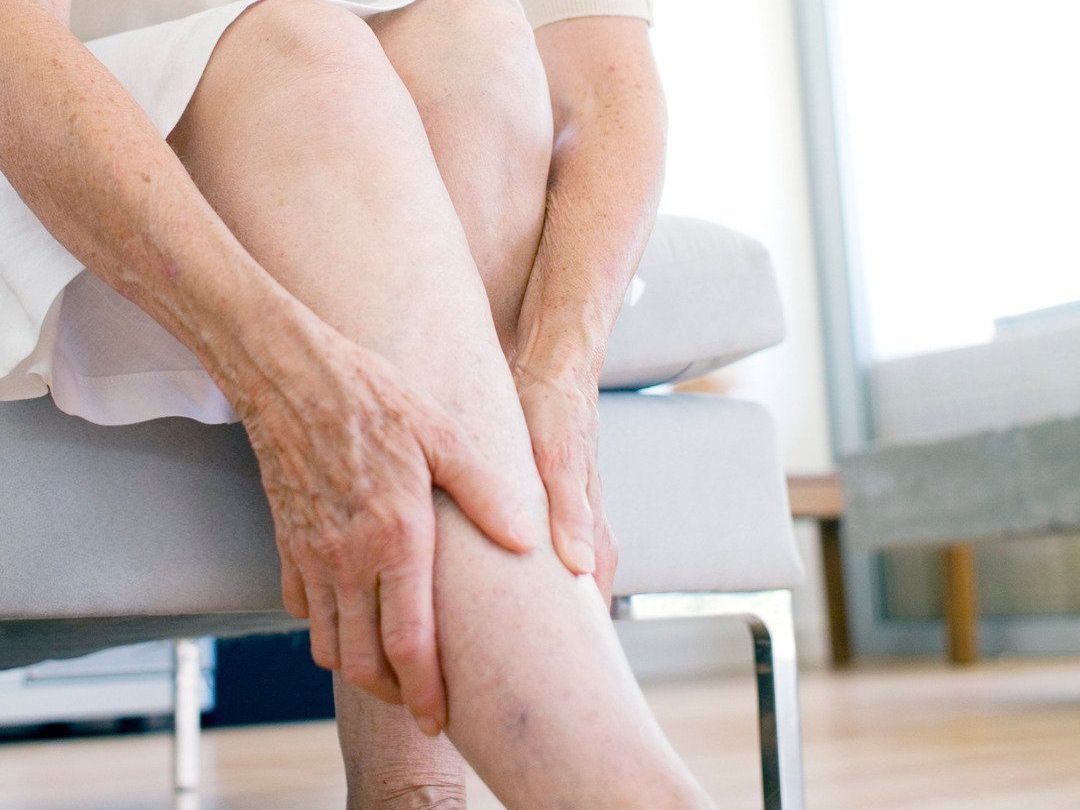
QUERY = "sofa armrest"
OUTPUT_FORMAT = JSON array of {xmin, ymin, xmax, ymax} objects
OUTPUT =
[{"xmin": 600, "ymin": 215, "xmax": 786, "ymax": 390}]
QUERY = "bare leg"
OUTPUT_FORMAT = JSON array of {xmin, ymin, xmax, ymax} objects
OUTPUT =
[
  {"xmin": 366, "ymin": 0, "xmax": 552, "ymax": 353},
  {"xmin": 334, "ymin": 2, "xmax": 554, "ymax": 804},
  {"xmin": 170, "ymin": 2, "xmax": 711, "ymax": 806},
  {"xmin": 332, "ymin": 683, "xmax": 466, "ymax": 809}
]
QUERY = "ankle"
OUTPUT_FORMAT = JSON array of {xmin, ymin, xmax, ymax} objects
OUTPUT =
[{"xmin": 347, "ymin": 778, "xmax": 467, "ymax": 810}]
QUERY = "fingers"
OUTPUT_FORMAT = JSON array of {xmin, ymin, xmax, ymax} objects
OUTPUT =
[
  {"xmin": 286, "ymin": 490, "xmax": 446, "ymax": 734},
  {"xmin": 425, "ymin": 419, "xmax": 537, "ymax": 555},
  {"xmin": 540, "ymin": 448, "xmax": 596, "ymax": 575},
  {"xmin": 336, "ymin": 583, "xmax": 401, "ymax": 706},
  {"xmin": 269, "ymin": 495, "xmax": 309, "ymax": 618},
  {"xmin": 310, "ymin": 580, "xmax": 405, "ymax": 709},
  {"xmin": 377, "ymin": 510, "xmax": 446, "ymax": 736},
  {"xmin": 279, "ymin": 551, "xmax": 310, "ymax": 618},
  {"xmin": 306, "ymin": 583, "xmax": 341, "ymax": 671}
]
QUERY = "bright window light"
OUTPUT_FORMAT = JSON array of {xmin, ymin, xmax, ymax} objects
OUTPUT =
[{"xmin": 831, "ymin": 0, "xmax": 1080, "ymax": 359}]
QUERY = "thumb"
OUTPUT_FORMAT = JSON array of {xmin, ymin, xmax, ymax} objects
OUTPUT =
[
  {"xmin": 540, "ymin": 449, "xmax": 595, "ymax": 575},
  {"xmin": 424, "ymin": 419, "xmax": 537, "ymax": 554}
]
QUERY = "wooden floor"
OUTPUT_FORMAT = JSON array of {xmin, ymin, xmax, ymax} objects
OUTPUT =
[{"xmin": 1, "ymin": 658, "xmax": 1078, "ymax": 809}]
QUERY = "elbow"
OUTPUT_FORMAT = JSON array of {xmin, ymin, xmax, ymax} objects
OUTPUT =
[{"xmin": 551, "ymin": 76, "xmax": 667, "ymax": 165}]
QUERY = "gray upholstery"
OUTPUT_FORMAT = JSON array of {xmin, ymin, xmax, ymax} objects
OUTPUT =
[
  {"xmin": 0, "ymin": 393, "xmax": 801, "ymax": 614},
  {"xmin": 842, "ymin": 412, "xmax": 1080, "ymax": 551},
  {"xmin": 869, "ymin": 324, "xmax": 1080, "ymax": 446},
  {"xmin": 600, "ymin": 393, "xmax": 801, "ymax": 593},
  {"xmin": 0, "ymin": 215, "xmax": 798, "ymax": 669},
  {"xmin": 0, "ymin": 392, "xmax": 801, "ymax": 667},
  {"xmin": 1, "ymin": 397, "xmax": 278, "ymax": 619},
  {"xmin": 0, "ymin": 613, "xmax": 303, "ymax": 672},
  {"xmin": 599, "ymin": 216, "xmax": 785, "ymax": 390}
]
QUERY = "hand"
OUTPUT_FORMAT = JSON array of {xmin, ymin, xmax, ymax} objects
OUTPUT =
[
  {"xmin": 240, "ymin": 325, "xmax": 536, "ymax": 736},
  {"xmin": 513, "ymin": 365, "xmax": 618, "ymax": 604}
]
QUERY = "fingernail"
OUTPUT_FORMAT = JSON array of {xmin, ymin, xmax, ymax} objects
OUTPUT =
[
  {"xmin": 568, "ymin": 537, "xmax": 596, "ymax": 574},
  {"xmin": 416, "ymin": 715, "xmax": 442, "ymax": 737}
]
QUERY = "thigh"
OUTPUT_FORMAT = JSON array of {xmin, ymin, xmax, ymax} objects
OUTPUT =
[
  {"xmin": 367, "ymin": 0, "xmax": 554, "ymax": 348},
  {"xmin": 170, "ymin": 0, "xmax": 543, "ymax": 496}
]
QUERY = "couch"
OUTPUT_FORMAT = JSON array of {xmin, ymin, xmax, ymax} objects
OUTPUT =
[{"xmin": 0, "ymin": 214, "xmax": 805, "ymax": 809}]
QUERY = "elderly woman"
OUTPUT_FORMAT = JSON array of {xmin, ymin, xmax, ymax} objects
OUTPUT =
[{"xmin": 0, "ymin": 0, "xmax": 713, "ymax": 806}]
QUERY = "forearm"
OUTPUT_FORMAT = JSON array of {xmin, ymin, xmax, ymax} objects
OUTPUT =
[
  {"xmin": 0, "ymin": 1, "xmax": 315, "ymax": 411},
  {"xmin": 517, "ymin": 19, "xmax": 666, "ymax": 382}
]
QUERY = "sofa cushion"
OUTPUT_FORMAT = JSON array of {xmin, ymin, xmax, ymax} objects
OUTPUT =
[
  {"xmin": 0, "ymin": 393, "xmax": 802, "ymax": 667},
  {"xmin": 599, "ymin": 215, "xmax": 786, "ymax": 390},
  {"xmin": 601, "ymin": 392, "xmax": 801, "ymax": 594}
]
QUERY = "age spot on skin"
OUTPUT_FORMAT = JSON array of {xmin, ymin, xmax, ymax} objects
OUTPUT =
[
  {"xmin": 512, "ymin": 708, "xmax": 529, "ymax": 739},
  {"xmin": 163, "ymin": 260, "xmax": 181, "ymax": 282}
]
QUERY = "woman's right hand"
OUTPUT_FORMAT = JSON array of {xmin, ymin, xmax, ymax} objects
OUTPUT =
[
  {"xmin": 1, "ymin": 2, "xmax": 526, "ymax": 739},
  {"xmin": 239, "ymin": 325, "xmax": 537, "ymax": 737}
]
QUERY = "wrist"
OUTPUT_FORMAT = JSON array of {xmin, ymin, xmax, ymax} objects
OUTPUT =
[
  {"xmin": 512, "ymin": 316, "xmax": 606, "ymax": 391},
  {"xmin": 237, "ymin": 298, "xmax": 354, "ymax": 415},
  {"xmin": 175, "ymin": 264, "xmax": 338, "ymax": 420}
]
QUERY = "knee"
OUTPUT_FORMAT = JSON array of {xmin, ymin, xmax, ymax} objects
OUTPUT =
[
  {"xmin": 182, "ymin": 0, "xmax": 425, "ymax": 150},
  {"xmin": 227, "ymin": 0, "xmax": 392, "ymax": 90},
  {"xmin": 417, "ymin": 0, "xmax": 554, "ymax": 163}
]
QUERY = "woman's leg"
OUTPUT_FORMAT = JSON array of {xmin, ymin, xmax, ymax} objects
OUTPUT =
[
  {"xmin": 169, "ymin": 1, "xmax": 711, "ymax": 806},
  {"xmin": 334, "ymin": 3, "xmax": 556, "ymax": 805},
  {"xmin": 366, "ymin": 0, "xmax": 553, "ymax": 355}
]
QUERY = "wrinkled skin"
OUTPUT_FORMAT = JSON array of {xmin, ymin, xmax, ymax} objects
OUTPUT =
[{"xmin": 241, "ymin": 324, "xmax": 536, "ymax": 734}]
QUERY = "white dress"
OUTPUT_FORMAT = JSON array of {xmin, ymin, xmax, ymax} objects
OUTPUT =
[{"xmin": 0, "ymin": 0, "xmax": 652, "ymax": 426}]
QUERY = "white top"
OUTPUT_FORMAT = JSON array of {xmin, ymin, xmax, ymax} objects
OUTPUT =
[
  {"xmin": 69, "ymin": 0, "xmax": 653, "ymax": 41},
  {"xmin": 0, "ymin": 0, "xmax": 652, "ymax": 426}
]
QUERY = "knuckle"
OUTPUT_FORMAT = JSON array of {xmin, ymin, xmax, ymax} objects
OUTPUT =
[
  {"xmin": 341, "ymin": 654, "xmax": 386, "ymax": 690},
  {"xmin": 382, "ymin": 622, "xmax": 428, "ymax": 665},
  {"xmin": 426, "ymin": 417, "xmax": 462, "ymax": 457},
  {"xmin": 408, "ymin": 691, "xmax": 440, "ymax": 719},
  {"xmin": 282, "ymin": 593, "xmax": 309, "ymax": 619},
  {"xmin": 330, "ymin": 567, "xmax": 365, "ymax": 594},
  {"xmin": 314, "ymin": 534, "xmax": 355, "ymax": 573},
  {"xmin": 311, "ymin": 646, "xmax": 339, "ymax": 671},
  {"xmin": 385, "ymin": 509, "xmax": 424, "ymax": 543}
]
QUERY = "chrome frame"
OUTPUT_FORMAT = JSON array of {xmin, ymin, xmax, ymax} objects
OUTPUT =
[
  {"xmin": 170, "ymin": 589, "xmax": 804, "ymax": 808},
  {"xmin": 612, "ymin": 589, "xmax": 805, "ymax": 810},
  {"xmin": 172, "ymin": 638, "xmax": 201, "ymax": 806}
]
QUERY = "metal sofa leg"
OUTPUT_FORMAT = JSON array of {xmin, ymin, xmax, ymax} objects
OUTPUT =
[
  {"xmin": 612, "ymin": 590, "xmax": 805, "ymax": 810},
  {"xmin": 746, "ymin": 591, "xmax": 804, "ymax": 810},
  {"xmin": 172, "ymin": 638, "xmax": 202, "ymax": 801}
]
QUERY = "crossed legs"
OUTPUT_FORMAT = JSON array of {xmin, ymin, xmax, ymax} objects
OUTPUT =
[{"xmin": 168, "ymin": 0, "xmax": 712, "ymax": 806}]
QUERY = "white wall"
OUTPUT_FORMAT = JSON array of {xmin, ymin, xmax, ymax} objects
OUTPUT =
[{"xmin": 618, "ymin": 0, "xmax": 835, "ymax": 676}]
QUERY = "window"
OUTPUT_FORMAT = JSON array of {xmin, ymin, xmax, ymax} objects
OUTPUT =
[{"xmin": 831, "ymin": 0, "xmax": 1080, "ymax": 360}]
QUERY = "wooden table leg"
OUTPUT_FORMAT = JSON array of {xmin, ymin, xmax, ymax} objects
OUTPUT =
[
  {"xmin": 942, "ymin": 544, "xmax": 979, "ymax": 664},
  {"xmin": 819, "ymin": 518, "xmax": 851, "ymax": 667}
]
